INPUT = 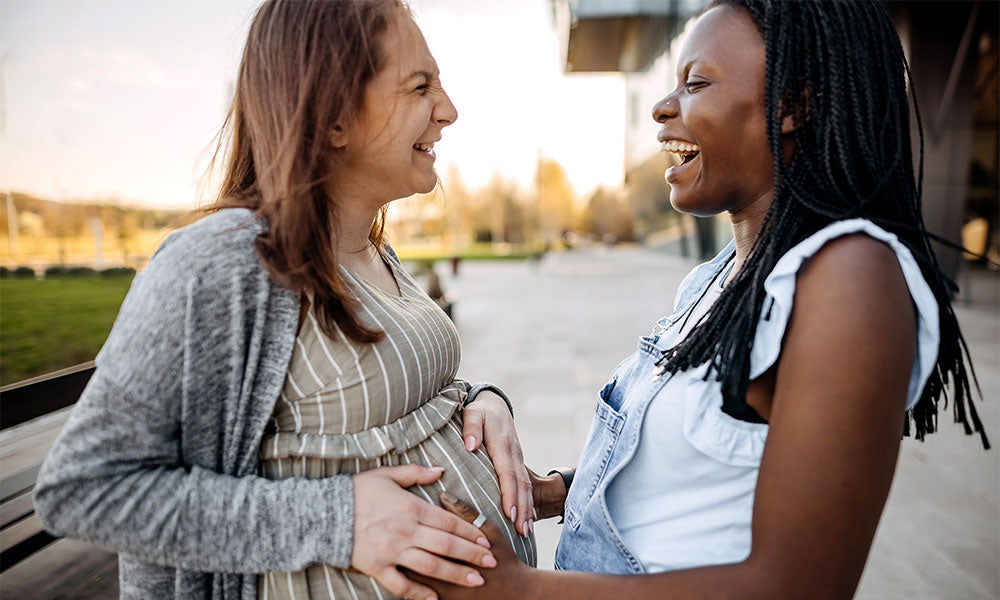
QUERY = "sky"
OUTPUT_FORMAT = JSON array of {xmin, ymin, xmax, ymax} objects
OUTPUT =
[{"xmin": 0, "ymin": 0, "xmax": 626, "ymax": 210}]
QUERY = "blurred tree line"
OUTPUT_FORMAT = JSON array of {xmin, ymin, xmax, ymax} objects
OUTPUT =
[
  {"xmin": 391, "ymin": 156, "xmax": 666, "ymax": 250},
  {"xmin": 0, "ymin": 191, "xmax": 179, "ymax": 265}
]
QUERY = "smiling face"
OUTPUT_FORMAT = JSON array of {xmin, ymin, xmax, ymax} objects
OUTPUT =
[
  {"xmin": 653, "ymin": 5, "xmax": 775, "ymax": 217},
  {"xmin": 332, "ymin": 11, "xmax": 457, "ymax": 206}
]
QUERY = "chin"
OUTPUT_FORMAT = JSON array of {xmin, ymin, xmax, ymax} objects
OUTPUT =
[
  {"xmin": 410, "ymin": 182, "xmax": 435, "ymax": 196},
  {"xmin": 669, "ymin": 189, "xmax": 722, "ymax": 218},
  {"xmin": 413, "ymin": 173, "xmax": 438, "ymax": 195}
]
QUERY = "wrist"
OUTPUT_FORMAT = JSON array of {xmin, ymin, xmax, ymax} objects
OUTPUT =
[
  {"xmin": 468, "ymin": 390, "xmax": 508, "ymax": 415},
  {"xmin": 538, "ymin": 471, "xmax": 569, "ymax": 520},
  {"xmin": 464, "ymin": 383, "xmax": 514, "ymax": 417}
]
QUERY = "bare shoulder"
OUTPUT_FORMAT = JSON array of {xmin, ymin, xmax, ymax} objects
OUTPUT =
[
  {"xmin": 777, "ymin": 231, "xmax": 916, "ymax": 402},
  {"xmin": 794, "ymin": 233, "xmax": 912, "ymax": 320}
]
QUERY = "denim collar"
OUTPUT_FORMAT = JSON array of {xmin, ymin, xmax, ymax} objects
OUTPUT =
[{"xmin": 672, "ymin": 240, "xmax": 736, "ymax": 313}]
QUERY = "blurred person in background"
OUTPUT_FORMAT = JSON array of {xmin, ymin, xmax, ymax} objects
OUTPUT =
[
  {"xmin": 420, "ymin": 1, "xmax": 990, "ymax": 598},
  {"xmin": 33, "ymin": 1, "xmax": 536, "ymax": 599}
]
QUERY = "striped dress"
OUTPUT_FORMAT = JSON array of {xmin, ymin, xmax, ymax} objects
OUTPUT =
[{"xmin": 258, "ymin": 256, "xmax": 536, "ymax": 599}]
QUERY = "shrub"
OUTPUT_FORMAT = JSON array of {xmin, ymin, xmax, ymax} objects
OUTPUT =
[
  {"xmin": 12, "ymin": 266, "xmax": 35, "ymax": 278},
  {"xmin": 100, "ymin": 267, "xmax": 136, "ymax": 277},
  {"xmin": 43, "ymin": 266, "xmax": 105, "ymax": 278},
  {"xmin": 0, "ymin": 266, "xmax": 8, "ymax": 278}
]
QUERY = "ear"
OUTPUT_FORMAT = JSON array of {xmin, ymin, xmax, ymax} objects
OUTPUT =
[
  {"xmin": 780, "ymin": 87, "xmax": 810, "ymax": 135},
  {"xmin": 780, "ymin": 111, "xmax": 799, "ymax": 135},
  {"xmin": 329, "ymin": 123, "xmax": 350, "ymax": 149}
]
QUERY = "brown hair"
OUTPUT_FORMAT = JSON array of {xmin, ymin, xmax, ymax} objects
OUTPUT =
[{"xmin": 199, "ymin": 0, "xmax": 404, "ymax": 344}]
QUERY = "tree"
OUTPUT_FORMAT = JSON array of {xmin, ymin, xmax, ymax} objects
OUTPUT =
[
  {"xmin": 534, "ymin": 157, "xmax": 576, "ymax": 242},
  {"xmin": 584, "ymin": 186, "xmax": 634, "ymax": 242},
  {"xmin": 442, "ymin": 164, "xmax": 473, "ymax": 248}
]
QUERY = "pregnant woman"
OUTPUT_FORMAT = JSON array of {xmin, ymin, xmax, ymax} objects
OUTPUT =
[{"xmin": 34, "ymin": 2, "xmax": 535, "ymax": 600}]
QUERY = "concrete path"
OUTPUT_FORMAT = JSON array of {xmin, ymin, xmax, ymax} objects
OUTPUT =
[{"xmin": 444, "ymin": 246, "xmax": 999, "ymax": 600}]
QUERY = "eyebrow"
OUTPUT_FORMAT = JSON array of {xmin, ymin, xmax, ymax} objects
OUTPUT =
[
  {"xmin": 403, "ymin": 70, "xmax": 437, "ymax": 84},
  {"xmin": 677, "ymin": 57, "xmax": 699, "ymax": 77},
  {"xmin": 676, "ymin": 55, "xmax": 719, "ymax": 80}
]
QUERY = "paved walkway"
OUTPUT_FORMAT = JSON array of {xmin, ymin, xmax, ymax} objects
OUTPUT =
[{"xmin": 444, "ymin": 246, "xmax": 999, "ymax": 600}]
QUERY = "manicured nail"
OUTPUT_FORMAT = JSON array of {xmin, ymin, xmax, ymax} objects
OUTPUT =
[
  {"xmin": 426, "ymin": 595, "xmax": 437, "ymax": 600},
  {"xmin": 482, "ymin": 553, "xmax": 497, "ymax": 567},
  {"xmin": 528, "ymin": 519, "xmax": 534, "ymax": 533},
  {"xmin": 510, "ymin": 505, "xmax": 517, "ymax": 522},
  {"xmin": 532, "ymin": 506, "xmax": 538, "ymax": 520},
  {"xmin": 430, "ymin": 466, "xmax": 445, "ymax": 473},
  {"xmin": 441, "ymin": 491, "xmax": 457, "ymax": 504},
  {"xmin": 467, "ymin": 572, "xmax": 485, "ymax": 586},
  {"xmin": 476, "ymin": 536, "xmax": 492, "ymax": 549},
  {"xmin": 465, "ymin": 436, "xmax": 476, "ymax": 451}
]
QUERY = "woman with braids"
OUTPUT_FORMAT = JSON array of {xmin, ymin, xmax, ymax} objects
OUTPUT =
[
  {"xmin": 417, "ymin": 1, "xmax": 989, "ymax": 599},
  {"xmin": 34, "ymin": 2, "xmax": 536, "ymax": 600}
]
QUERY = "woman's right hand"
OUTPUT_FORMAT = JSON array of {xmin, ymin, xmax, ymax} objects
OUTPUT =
[{"xmin": 351, "ymin": 465, "xmax": 498, "ymax": 600}]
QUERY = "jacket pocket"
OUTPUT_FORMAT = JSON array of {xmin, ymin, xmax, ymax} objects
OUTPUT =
[
  {"xmin": 564, "ymin": 384, "xmax": 626, "ymax": 531},
  {"xmin": 598, "ymin": 373, "xmax": 626, "ymax": 412}
]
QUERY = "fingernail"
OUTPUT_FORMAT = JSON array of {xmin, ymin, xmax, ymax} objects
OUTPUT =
[
  {"xmin": 426, "ymin": 596, "xmax": 438, "ymax": 600},
  {"xmin": 482, "ymin": 553, "xmax": 497, "ymax": 567},
  {"xmin": 430, "ymin": 466, "xmax": 445, "ymax": 473},
  {"xmin": 476, "ymin": 536, "xmax": 492, "ymax": 549},
  {"xmin": 441, "ymin": 491, "xmax": 457, "ymax": 504},
  {"xmin": 464, "ymin": 436, "xmax": 476, "ymax": 451},
  {"xmin": 467, "ymin": 571, "xmax": 485, "ymax": 586},
  {"xmin": 528, "ymin": 519, "xmax": 534, "ymax": 533},
  {"xmin": 510, "ymin": 505, "xmax": 517, "ymax": 521},
  {"xmin": 533, "ymin": 506, "xmax": 538, "ymax": 520}
]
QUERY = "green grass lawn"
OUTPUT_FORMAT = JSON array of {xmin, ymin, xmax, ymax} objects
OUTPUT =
[
  {"xmin": 0, "ymin": 250, "xmax": 529, "ymax": 387},
  {"xmin": 0, "ymin": 276, "xmax": 134, "ymax": 387}
]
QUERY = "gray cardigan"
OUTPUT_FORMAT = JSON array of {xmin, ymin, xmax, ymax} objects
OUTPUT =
[{"xmin": 34, "ymin": 209, "xmax": 356, "ymax": 600}]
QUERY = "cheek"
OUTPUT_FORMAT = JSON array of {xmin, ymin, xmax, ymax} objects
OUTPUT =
[
  {"xmin": 731, "ymin": 95, "xmax": 769, "ymax": 154},
  {"xmin": 701, "ymin": 99, "xmax": 771, "ymax": 179}
]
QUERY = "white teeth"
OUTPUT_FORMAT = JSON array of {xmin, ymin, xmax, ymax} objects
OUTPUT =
[{"xmin": 661, "ymin": 140, "xmax": 701, "ymax": 155}]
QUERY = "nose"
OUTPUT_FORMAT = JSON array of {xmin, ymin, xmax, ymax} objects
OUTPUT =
[
  {"xmin": 435, "ymin": 87, "xmax": 458, "ymax": 127},
  {"xmin": 652, "ymin": 92, "xmax": 679, "ymax": 123}
]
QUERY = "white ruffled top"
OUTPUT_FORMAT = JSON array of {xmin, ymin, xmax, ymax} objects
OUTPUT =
[{"xmin": 605, "ymin": 219, "xmax": 940, "ymax": 573}]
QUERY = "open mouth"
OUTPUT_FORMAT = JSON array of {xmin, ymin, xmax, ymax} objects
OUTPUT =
[
  {"xmin": 661, "ymin": 140, "xmax": 700, "ymax": 166},
  {"xmin": 413, "ymin": 141, "xmax": 435, "ymax": 154}
]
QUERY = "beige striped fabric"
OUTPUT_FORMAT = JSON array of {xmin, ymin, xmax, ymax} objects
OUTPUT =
[{"xmin": 258, "ymin": 257, "xmax": 536, "ymax": 599}]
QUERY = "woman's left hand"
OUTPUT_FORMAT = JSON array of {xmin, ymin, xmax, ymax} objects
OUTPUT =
[
  {"xmin": 406, "ymin": 491, "xmax": 535, "ymax": 600},
  {"xmin": 462, "ymin": 390, "xmax": 533, "ymax": 535}
]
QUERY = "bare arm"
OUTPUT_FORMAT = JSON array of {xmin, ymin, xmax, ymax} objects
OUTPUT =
[{"xmin": 423, "ymin": 235, "xmax": 917, "ymax": 599}]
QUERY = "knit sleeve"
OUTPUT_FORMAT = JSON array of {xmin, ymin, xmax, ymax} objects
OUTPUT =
[{"xmin": 34, "ymin": 219, "xmax": 356, "ymax": 573}]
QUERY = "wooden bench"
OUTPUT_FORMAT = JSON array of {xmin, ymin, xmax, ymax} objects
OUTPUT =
[{"xmin": 0, "ymin": 362, "xmax": 95, "ymax": 571}]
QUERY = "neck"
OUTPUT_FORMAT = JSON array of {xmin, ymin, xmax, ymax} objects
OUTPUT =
[
  {"xmin": 728, "ymin": 189, "xmax": 774, "ymax": 274},
  {"xmin": 336, "ymin": 206, "xmax": 379, "ymax": 257},
  {"xmin": 324, "ymin": 179, "xmax": 385, "ymax": 257}
]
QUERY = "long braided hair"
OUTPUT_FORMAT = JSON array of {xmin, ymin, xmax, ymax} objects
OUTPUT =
[{"xmin": 657, "ymin": 0, "xmax": 989, "ymax": 448}]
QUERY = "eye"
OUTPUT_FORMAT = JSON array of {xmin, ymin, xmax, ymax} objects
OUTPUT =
[
  {"xmin": 684, "ymin": 80, "xmax": 708, "ymax": 92},
  {"xmin": 416, "ymin": 83, "xmax": 431, "ymax": 96}
]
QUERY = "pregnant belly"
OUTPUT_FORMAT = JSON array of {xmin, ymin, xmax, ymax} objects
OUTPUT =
[{"xmin": 259, "ymin": 399, "xmax": 536, "ymax": 566}]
